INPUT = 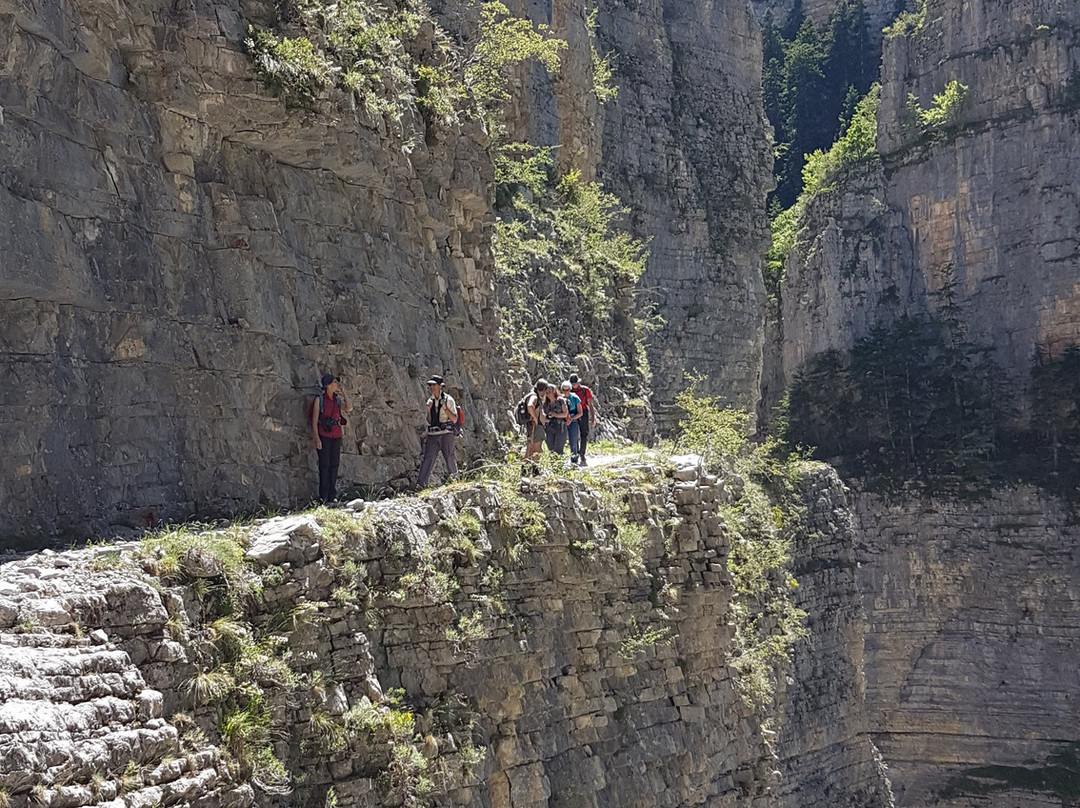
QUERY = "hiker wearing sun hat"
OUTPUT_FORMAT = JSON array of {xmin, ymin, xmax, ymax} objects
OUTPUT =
[{"xmin": 416, "ymin": 374, "xmax": 458, "ymax": 488}]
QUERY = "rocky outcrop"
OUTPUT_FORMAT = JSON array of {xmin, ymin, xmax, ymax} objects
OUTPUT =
[
  {"xmin": 854, "ymin": 487, "xmax": 1080, "ymax": 807},
  {"xmin": 0, "ymin": 459, "xmax": 890, "ymax": 807},
  {"xmin": 0, "ymin": 0, "xmax": 501, "ymax": 543}
]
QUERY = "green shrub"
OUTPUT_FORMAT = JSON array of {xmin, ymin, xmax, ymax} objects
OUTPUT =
[
  {"xmin": 909, "ymin": 79, "xmax": 970, "ymax": 129},
  {"xmin": 245, "ymin": 29, "xmax": 334, "ymax": 108},
  {"xmin": 884, "ymin": 0, "xmax": 927, "ymax": 39}
]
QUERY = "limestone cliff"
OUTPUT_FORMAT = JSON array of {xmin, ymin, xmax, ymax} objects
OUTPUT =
[
  {"xmin": 0, "ymin": 0, "xmax": 502, "ymax": 542},
  {"xmin": 768, "ymin": 0, "xmax": 1080, "ymax": 803},
  {"xmin": 0, "ymin": 459, "xmax": 892, "ymax": 807},
  {"xmin": 854, "ymin": 487, "xmax": 1080, "ymax": 807},
  {"xmin": 772, "ymin": 0, "xmax": 1080, "ymax": 405},
  {"xmin": 497, "ymin": 0, "xmax": 774, "ymax": 431}
]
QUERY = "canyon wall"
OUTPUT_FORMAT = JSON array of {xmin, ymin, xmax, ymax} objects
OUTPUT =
[
  {"xmin": 854, "ymin": 488, "xmax": 1080, "ymax": 807},
  {"xmin": 0, "ymin": 0, "xmax": 775, "ymax": 543},
  {"xmin": 500, "ymin": 0, "xmax": 774, "ymax": 430},
  {"xmin": 0, "ymin": 0, "xmax": 502, "ymax": 543},
  {"xmin": 0, "ymin": 461, "xmax": 892, "ymax": 807},
  {"xmin": 769, "ymin": 0, "xmax": 1080, "ymax": 803},
  {"xmin": 774, "ymin": 0, "xmax": 1080, "ymax": 397}
]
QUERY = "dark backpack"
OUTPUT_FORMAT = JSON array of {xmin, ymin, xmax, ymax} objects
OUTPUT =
[{"xmin": 514, "ymin": 394, "xmax": 532, "ymax": 428}]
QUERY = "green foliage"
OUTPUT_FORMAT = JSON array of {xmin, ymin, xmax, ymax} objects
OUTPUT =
[
  {"xmin": 908, "ymin": 80, "xmax": 970, "ymax": 130},
  {"xmin": 586, "ymin": 9, "xmax": 618, "ymax": 104},
  {"xmin": 618, "ymin": 618, "xmax": 673, "ymax": 661},
  {"xmin": 764, "ymin": 0, "xmax": 876, "ymax": 208},
  {"xmin": 765, "ymin": 84, "xmax": 879, "ymax": 297},
  {"xmin": 466, "ymin": 1, "xmax": 566, "ymax": 133},
  {"xmin": 495, "ymin": 149, "xmax": 648, "ymax": 323},
  {"xmin": 674, "ymin": 376, "xmax": 756, "ymax": 468},
  {"xmin": 139, "ymin": 525, "xmax": 247, "ymax": 586},
  {"xmin": 675, "ymin": 378, "xmax": 809, "ymax": 707},
  {"xmin": 884, "ymin": 0, "xmax": 927, "ymax": 39},
  {"xmin": 245, "ymin": 29, "xmax": 333, "ymax": 108},
  {"xmin": 244, "ymin": 0, "xmax": 565, "ymax": 137}
]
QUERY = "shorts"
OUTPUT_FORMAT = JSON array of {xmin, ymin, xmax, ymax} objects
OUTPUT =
[{"xmin": 530, "ymin": 423, "xmax": 546, "ymax": 443}]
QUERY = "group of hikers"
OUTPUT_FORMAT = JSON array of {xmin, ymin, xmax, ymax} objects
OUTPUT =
[{"xmin": 309, "ymin": 372, "xmax": 597, "ymax": 503}]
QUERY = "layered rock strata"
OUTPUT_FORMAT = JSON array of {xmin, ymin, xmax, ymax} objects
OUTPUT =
[
  {"xmin": 854, "ymin": 487, "xmax": 1080, "ymax": 807},
  {"xmin": 0, "ymin": 460, "xmax": 888, "ymax": 807},
  {"xmin": 0, "ymin": 0, "xmax": 501, "ymax": 542},
  {"xmin": 773, "ymin": 473, "xmax": 895, "ymax": 808}
]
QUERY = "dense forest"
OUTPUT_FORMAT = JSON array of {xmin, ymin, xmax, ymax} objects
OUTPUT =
[{"xmin": 762, "ymin": 0, "xmax": 877, "ymax": 210}]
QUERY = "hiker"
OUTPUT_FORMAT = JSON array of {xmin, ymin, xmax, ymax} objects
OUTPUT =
[
  {"xmin": 311, "ymin": 374, "xmax": 352, "ymax": 503},
  {"xmin": 562, "ymin": 381, "xmax": 584, "ymax": 463},
  {"xmin": 569, "ymin": 374, "xmax": 597, "ymax": 466},
  {"xmin": 417, "ymin": 375, "xmax": 458, "ymax": 488},
  {"xmin": 524, "ymin": 379, "xmax": 549, "ymax": 463},
  {"xmin": 543, "ymin": 384, "xmax": 569, "ymax": 455}
]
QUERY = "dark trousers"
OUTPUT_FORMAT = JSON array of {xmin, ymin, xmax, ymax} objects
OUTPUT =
[
  {"xmin": 317, "ymin": 437, "xmax": 342, "ymax": 503},
  {"xmin": 418, "ymin": 432, "xmax": 456, "ymax": 487},
  {"xmin": 545, "ymin": 421, "xmax": 567, "ymax": 454},
  {"xmin": 568, "ymin": 420, "xmax": 581, "ymax": 457},
  {"xmin": 579, "ymin": 416, "xmax": 591, "ymax": 460}
]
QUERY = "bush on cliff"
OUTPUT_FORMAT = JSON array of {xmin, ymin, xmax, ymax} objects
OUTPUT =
[{"xmin": 675, "ymin": 379, "xmax": 809, "ymax": 708}]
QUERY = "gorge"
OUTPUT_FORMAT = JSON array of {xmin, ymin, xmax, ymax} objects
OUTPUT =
[{"xmin": 2, "ymin": 0, "xmax": 1080, "ymax": 806}]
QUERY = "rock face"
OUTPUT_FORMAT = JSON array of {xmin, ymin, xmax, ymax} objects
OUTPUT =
[
  {"xmin": 499, "ymin": 0, "xmax": 774, "ymax": 430},
  {"xmin": 772, "ymin": 0, "xmax": 1080, "ymax": 401},
  {"xmin": 0, "ymin": 0, "xmax": 501, "ymax": 542},
  {"xmin": 773, "ymin": 471, "xmax": 895, "ymax": 808},
  {"xmin": 0, "ymin": 464, "xmax": 891, "ymax": 807},
  {"xmin": 854, "ymin": 487, "xmax": 1080, "ymax": 807},
  {"xmin": 596, "ymin": 0, "xmax": 773, "ymax": 429}
]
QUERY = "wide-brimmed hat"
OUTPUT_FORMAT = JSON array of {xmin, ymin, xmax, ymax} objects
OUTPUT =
[{"xmin": 426, "ymin": 375, "xmax": 445, "ymax": 386}]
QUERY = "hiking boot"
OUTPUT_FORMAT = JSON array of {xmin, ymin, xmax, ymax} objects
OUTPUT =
[
  {"xmin": 570, "ymin": 455, "xmax": 578, "ymax": 464},
  {"xmin": 579, "ymin": 456, "xmax": 587, "ymax": 467}
]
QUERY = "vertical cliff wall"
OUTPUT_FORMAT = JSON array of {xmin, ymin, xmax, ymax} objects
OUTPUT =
[
  {"xmin": 854, "ymin": 488, "xmax": 1080, "ymax": 807},
  {"xmin": 773, "ymin": 0, "xmax": 1080, "ymax": 398},
  {"xmin": 0, "ymin": 0, "xmax": 502, "ymax": 542},
  {"xmin": 496, "ymin": 0, "xmax": 774, "ymax": 431},
  {"xmin": 597, "ymin": 0, "xmax": 772, "ymax": 430}
]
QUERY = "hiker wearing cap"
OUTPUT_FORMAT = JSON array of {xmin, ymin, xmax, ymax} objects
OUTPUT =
[
  {"xmin": 569, "ymin": 374, "xmax": 596, "ymax": 466},
  {"xmin": 417, "ymin": 375, "xmax": 458, "ymax": 488},
  {"xmin": 311, "ymin": 374, "xmax": 352, "ymax": 503},
  {"xmin": 562, "ymin": 381, "xmax": 584, "ymax": 463}
]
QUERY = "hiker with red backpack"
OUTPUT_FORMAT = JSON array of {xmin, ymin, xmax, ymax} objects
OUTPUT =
[
  {"xmin": 417, "ymin": 375, "xmax": 460, "ymax": 488},
  {"xmin": 569, "ymin": 374, "xmax": 596, "ymax": 466},
  {"xmin": 311, "ymin": 374, "xmax": 352, "ymax": 503}
]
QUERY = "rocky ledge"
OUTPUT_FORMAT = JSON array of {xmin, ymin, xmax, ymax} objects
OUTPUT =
[{"xmin": 0, "ymin": 457, "xmax": 889, "ymax": 807}]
